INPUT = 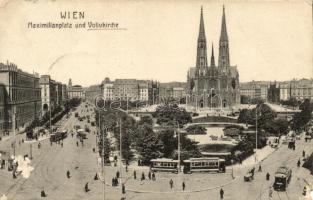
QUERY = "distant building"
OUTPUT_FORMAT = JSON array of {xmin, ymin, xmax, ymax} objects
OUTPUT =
[
  {"xmin": 159, "ymin": 82, "xmax": 186, "ymax": 101},
  {"xmin": 113, "ymin": 79, "xmax": 139, "ymax": 101},
  {"xmin": 0, "ymin": 85, "xmax": 8, "ymax": 136},
  {"xmin": 40, "ymin": 75, "xmax": 57, "ymax": 112},
  {"xmin": 99, "ymin": 77, "xmax": 159, "ymax": 103},
  {"xmin": 279, "ymin": 79, "xmax": 313, "ymax": 101},
  {"xmin": 187, "ymin": 7, "xmax": 240, "ymax": 108},
  {"xmin": 279, "ymin": 81, "xmax": 290, "ymax": 101},
  {"xmin": 268, "ymin": 83, "xmax": 280, "ymax": 103},
  {"xmin": 0, "ymin": 62, "xmax": 41, "ymax": 135},
  {"xmin": 85, "ymin": 84, "xmax": 102, "ymax": 102},
  {"xmin": 56, "ymin": 82, "xmax": 63, "ymax": 106},
  {"xmin": 61, "ymin": 84, "xmax": 68, "ymax": 104},
  {"xmin": 67, "ymin": 79, "xmax": 85, "ymax": 99},
  {"xmin": 102, "ymin": 78, "xmax": 114, "ymax": 101},
  {"xmin": 240, "ymin": 81, "xmax": 269, "ymax": 101}
]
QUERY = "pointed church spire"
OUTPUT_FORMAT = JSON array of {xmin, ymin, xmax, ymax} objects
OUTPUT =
[
  {"xmin": 218, "ymin": 5, "xmax": 230, "ymax": 67},
  {"xmin": 220, "ymin": 5, "xmax": 228, "ymax": 42},
  {"xmin": 198, "ymin": 6, "xmax": 206, "ymax": 40},
  {"xmin": 210, "ymin": 43, "xmax": 215, "ymax": 67},
  {"xmin": 196, "ymin": 6, "xmax": 208, "ymax": 76}
]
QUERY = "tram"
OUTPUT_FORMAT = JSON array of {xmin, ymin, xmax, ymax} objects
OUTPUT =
[
  {"xmin": 150, "ymin": 158, "xmax": 179, "ymax": 173},
  {"xmin": 273, "ymin": 166, "xmax": 292, "ymax": 191},
  {"xmin": 183, "ymin": 157, "xmax": 226, "ymax": 173},
  {"xmin": 50, "ymin": 130, "xmax": 67, "ymax": 142},
  {"xmin": 77, "ymin": 129, "xmax": 87, "ymax": 139}
]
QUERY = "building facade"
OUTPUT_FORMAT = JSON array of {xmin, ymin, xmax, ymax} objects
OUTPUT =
[
  {"xmin": 102, "ymin": 78, "xmax": 114, "ymax": 101},
  {"xmin": 85, "ymin": 84, "xmax": 102, "ymax": 102},
  {"xmin": 0, "ymin": 63, "xmax": 41, "ymax": 134},
  {"xmin": 67, "ymin": 79, "xmax": 85, "ymax": 99},
  {"xmin": 187, "ymin": 7, "xmax": 240, "ymax": 109},
  {"xmin": 279, "ymin": 79, "xmax": 313, "ymax": 101},
  {"xmin": 40, "ymin": 75, "xmax": 57, "ymax": 112},
  {"xmin": 240, "ymin": 81, "xmax": 269, "ymax": 101}
]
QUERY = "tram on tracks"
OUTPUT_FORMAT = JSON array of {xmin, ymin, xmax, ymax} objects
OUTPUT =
[
  {"xmin": 50, "ymin": 130, "xmax": 68, "ymax": 142},
  {"xmin": 273, "ymin": 165, "xmax": 292, "ymax": 191},
  {"xmin": 150, "ymin": 158, "xmax": 179, "ymax": 173},
  {"xmin": 183, "ymin": 157, "xmax": 226, "ymax": 173}
]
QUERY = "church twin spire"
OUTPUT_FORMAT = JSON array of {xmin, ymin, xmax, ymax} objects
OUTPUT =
[{"xmin": 195, "ymin": 5, "xmax": 230, "ymax": 76}]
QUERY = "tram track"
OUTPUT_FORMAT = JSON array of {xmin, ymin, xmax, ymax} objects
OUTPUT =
[
  {"xmin": 251, "ymin": 138, "xmax": 313, "ymax": 200},
  {"xmin": 5, "ymin": 113, "xmax": 75, "ymax": 199}
]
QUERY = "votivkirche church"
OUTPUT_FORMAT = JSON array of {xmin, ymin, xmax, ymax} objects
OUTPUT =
[{"xmin": 187, "ymin": 6, "xmax": 240, "ymax": 108}]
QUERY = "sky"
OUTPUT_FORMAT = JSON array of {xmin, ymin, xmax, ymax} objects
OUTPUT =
[{"xmin": 0, "ymin": 0, "xmax": 311, "ymax": 87}]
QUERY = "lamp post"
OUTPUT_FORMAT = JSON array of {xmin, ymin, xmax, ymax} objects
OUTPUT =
[
  {"xmin": 95, "ymin": 95, "xmax": 106, "ymax": 200},
  {"xmin": 255, "ymin": 105, "xmax": 262, "ymax": 162}
]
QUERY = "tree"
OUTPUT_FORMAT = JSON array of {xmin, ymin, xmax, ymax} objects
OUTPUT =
[
  {"xmin": 293, "ymin": 99, "xmax": 313, "ymax": 131},
  {"xmin": 238, "ymin": 109, "xmax": 254, "ymax": 125},
  {"xmin": 153, "ymin": 103, "xmax": 192, "ymax": 127},
  {"xmin": 186, "ymin": 125, "xmax": 207, "ymax": 135},
  {"xmin": 98, "ymin": 131, "xmax": 111, "ymax": 163},
  {"xmin": 135, "ymin": 124, "xmax": 163, "ymax": 165},
  {"xmin": 157, "ymin": 129, "xmax": 200, "ymax": 160},
  {"xmin": 263, "ymin": 118, "xmax": 289, "ymax": 136}
]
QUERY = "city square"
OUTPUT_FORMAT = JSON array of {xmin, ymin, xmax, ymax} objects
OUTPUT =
[{"xmin": 0, "ymin": 1, "xmax": 312, "ymax": 200}]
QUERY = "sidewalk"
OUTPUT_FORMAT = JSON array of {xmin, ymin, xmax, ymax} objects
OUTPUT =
[
  {"xmin": 233, "ymin": 145, "xmax": 278, "ymax": 169},
  {"xmin": 24, "ymin": 135, "xmax": 50, "ymax": 144}
]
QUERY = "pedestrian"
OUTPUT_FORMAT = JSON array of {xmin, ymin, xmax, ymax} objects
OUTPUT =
[
  {"xmin": 22, "ymin": 139, "xmax": 24, "ymax": 143},
  {"xmin": 116, "ymin": 171, "xmax": 120, "ymax": 179},
  {"xmin": 169, "ymin": 179, "xmax": 173, "ymax": 189},
  {"xmin": 303, "ymin": 150, "xmax": 306, "ymax": 157},
  {"xmin": 126, "ymin": 165, "xmax": 128, "ymax": 172},
  {"xmin": 50, "ymin": 141, "xmax": 52, "ymax": 146},
  {"xmin": 61, "ymin": 142, "xmax": 63, "ymax": 148},
  {"xmin": 266, "ymin": 172, "xmax": 270, "ymax": 181},
  {"xmin": 141, "ymin": 172, "xmax": 145, "ymax": 181},
  {"xmin": 258, "ymin": 164, "xmax": 262, "ymax": 172},
  {"xmin": 182, "ymin": 182, "xmax": 185, "ymax": 191},
  {"xmin": 41, "ymin": 189, "xmax": 47, "ymax": 197},
  {"xmin": 122, "ymin": 183, "xmax": 126, "ymax": 194},
  {"xmin": 112, "ymin": 177, "xmax": 115, "ymax": 186},
  {"xmin": 94, "ymin": 173, "xmax": 98, "ymax": 180},
  {"xmin": 220, "ymin": 188, "xmax": 224, "ymax": 199},
  {"xmin": 66, "ymin": 170, "xmax": 70, "ymax": 178},
  {"xmin": 134, "ymin": 170, "xmax": 137, "ymax": 179},
  {"xmin": 152, "ymin": 172, "xmax": 156, "ymax": 181},
  {"xmin": 148, "ymin": 171, "xmax": 151, "ymax": 180},
  {"xmin": 84, "ymin": 182, "xmax": 90, "ymax": 192},
  {"xmin": 38, "ymin": 143, "xmax": 41, "ymax": 149},
  {"xmin": 76, "ymin": 141, "xmax": 79, "ymax": 147},
  {"xmin": 297, "ymin": 159, "xmax": 301, "ymax": 167}
]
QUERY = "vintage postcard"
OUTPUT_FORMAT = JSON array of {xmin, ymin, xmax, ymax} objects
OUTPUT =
[{"xmin": 0, "ymin": 0, "xmax": 312, "ymax": 200}]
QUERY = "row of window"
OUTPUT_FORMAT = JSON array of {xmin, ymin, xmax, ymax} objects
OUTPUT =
[
  {"xmin": 191, "ymin": 161, "xmax": 219, "ymax": 167},
  {"xmin": 10, "ymin": 88, "xmax": 41, "ymax": 102}
]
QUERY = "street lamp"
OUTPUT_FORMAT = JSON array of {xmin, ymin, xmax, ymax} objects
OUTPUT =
[
  {"xmin": 94, "ymin": 95, "xmax": 106, "ymax": 200},
  {"xmin": 255, "ymin": 105, "xmax": 262, "ymax": 162}
]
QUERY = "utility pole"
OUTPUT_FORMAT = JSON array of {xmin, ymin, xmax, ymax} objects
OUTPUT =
[
  {"xmin": 13, "ymin": 108, "xmax": 16, "ymax": 157},
  {"xmin": 49, "ymin": 101, "xmax": 52, "ymax": 134},
  {"xmin": 30, "ymin": 144, "xmax": 33, "ymax": 160},
  {"xmin": 119, "ymin": 118, "xmax": 123, "ymax": 199},
  {"xmin": 99, "ymin": 112, "xmax": 105, "ymax": 200},
  {"xmin": 255, "ymin": 107, "xmax": 258, "ymax": 162}
]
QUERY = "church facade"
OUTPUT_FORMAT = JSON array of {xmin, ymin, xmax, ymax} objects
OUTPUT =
[{"xmin": 187, "ymin": 6, "xmax": 240, "ymax": 109}]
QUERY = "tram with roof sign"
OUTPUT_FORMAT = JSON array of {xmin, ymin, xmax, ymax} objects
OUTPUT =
[
  {"xmin": 183, "ymin": 157, "xmax": 226, "ymax": 174},
  {"xmin": 273, "ymin": 165, "xmax": 292, "ymax": 191},
  {"xmin": 150, "ymin": 158, "xmax": 179, "ymax": 173}
]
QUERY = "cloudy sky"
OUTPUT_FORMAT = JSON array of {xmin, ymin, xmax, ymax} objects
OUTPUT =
[{"xmin": 0, "ymin": 0, "xmax": 311, "ymax": 87}]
